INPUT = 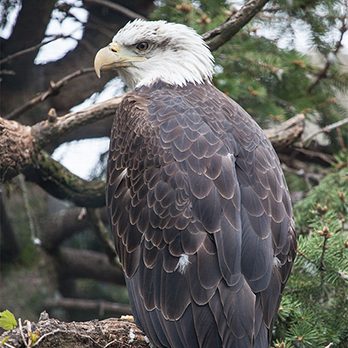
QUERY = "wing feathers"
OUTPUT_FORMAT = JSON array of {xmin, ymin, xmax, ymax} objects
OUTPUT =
[{"xmin": 107, "ymin": 83, "xmax": 296, "ymax": 348}]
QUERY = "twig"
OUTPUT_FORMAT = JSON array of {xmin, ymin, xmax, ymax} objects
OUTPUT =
[
  {"xmin": 308, "ymin": 14, "xmax": 347, "ymax": 93},
  {"xmin": 262, "ymin": 6, "xmax": 281, "ymax": 13},
  {"xmin": 84, "ymin": 0, "xmax": 146, "ymax": 20},
  {"xmin": 302, "ymin": 117, "xmax": 348, "ymax": 146},
  {"xmin": 0, "ymin": 69, "xmax": 15, "ymax": 76},
  {"xmin": 5, "ymin": 67, "xmax": 95, "ymax": 120},
  {"xmin": 294, "ymin": 147, "xmax": 335, "ymax": 165},
  {"xmin": 18, "ymin": 318, "xmax": 29, "ymax": 348},
  {"xmin": 104, "ymin": 338, "xmax": 126, "ymax": 348},
  {"xmin": 0, "ymin": 34, "xmax": 77, "ymax": 65},
  {"xmin": 318, "ymin": 226, "xmax": 331, "ymax": 271},
  {"xmin": 3, "ymin": 343, "xmax": 16, "ymax": 348},
  {"xmin": 281, "ymin": 163, "xmax": 322, "ymax": 186},
  {"xmin": 31, "ymin": 329, "xmax": 65, "ymax": 347},
  {"xmin": 202, "ymin": 0, "xmax": 270, "ymax": 51}
]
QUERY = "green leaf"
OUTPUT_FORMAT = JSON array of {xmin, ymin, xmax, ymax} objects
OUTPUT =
[{"xmin": 0, "ymin": 310, "xmax": 17, "ymax": 330}]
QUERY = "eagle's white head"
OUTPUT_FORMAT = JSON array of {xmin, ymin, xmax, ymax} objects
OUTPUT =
[{"xmin": 94, "ymin": 20, "xmax": 214, "ymax": 89}]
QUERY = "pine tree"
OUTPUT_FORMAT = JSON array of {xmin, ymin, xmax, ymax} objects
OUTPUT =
[{"xmin": 275, "ymin": 167, "xmax": 348, "ymax": 347}]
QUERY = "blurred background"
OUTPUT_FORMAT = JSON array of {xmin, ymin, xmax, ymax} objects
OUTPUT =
[{"xmin": 1, "ymin": 0, "xmax": 348, "ymax": 346}]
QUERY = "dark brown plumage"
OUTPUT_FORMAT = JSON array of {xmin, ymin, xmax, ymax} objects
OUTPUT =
[{"xmin": 107, "ymin": 81, "xmax": 296, "ymax": 348}]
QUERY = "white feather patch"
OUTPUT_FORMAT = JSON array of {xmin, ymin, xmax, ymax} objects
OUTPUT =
[
  {"xmin": 273, "ymin": 257, "xmax": 281, "ymax": 268},
  {"xmin": 175, "ymin": 254, "xmax": 190, "ymax": 274}
]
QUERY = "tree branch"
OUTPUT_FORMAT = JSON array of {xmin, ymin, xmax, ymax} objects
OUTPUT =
[
  {"xmin": 308, "ymin": 14, "xmax": 347, "ymax": 93},
  {"xmin": 1, "ymin": 316, "xmax": 148, "ymax": 348},
  {"xmin": 0, "ymin": 34, "xmax": 77, "ymax": 66},
  {"xmin": 264, "ymin": 114, "xmax": 305, "ymax": 150},
  {"xmin": 202, "ymin": 0, "xmax": 270, "ymax": 51},
  {"xmin": 6, "ymin": 68, "xmax": 95, "ymax": 120},
  {"xmin": 56, "ymin": 247, "xmax": 124, "ymax": 285},
  {"xmin": 302, "ymin": 117, "xmax": 348, "ymax": 146},
  {"xmin": 24, "ymin": 151, "xmax": 106, "ymax": 208},
  {"xmin": 84, "ymin": 0, "xmax": 146, "ymax": 20},
  {"xmin": 45, "ymin": 297, "xmax": 131, "ymax": 316},
  {"xmin": 39, "ymin": 208, "xmax": 90, "ymax": 250},
  {"xmin": 2, "ymin": 0, "xmax": 56, "ymax": 64},
  {"xmin": 31, "ymin": 97, "xmax": 122, "ymax": 149}
]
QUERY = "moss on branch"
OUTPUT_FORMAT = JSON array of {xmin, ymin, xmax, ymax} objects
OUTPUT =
[{"xmin": 24, "ymin": 151, "xmax": 105, "ymax": 207}]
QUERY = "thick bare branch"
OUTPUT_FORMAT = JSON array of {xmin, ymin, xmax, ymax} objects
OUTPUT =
[
  {"xmin": 56, "ymin": 247, "xmax": 124, "ymax": 285},
  {"xmin": 31, "ymin": 97, "xmax": 122, "ymax": 148},
  {"xmin": 1, "ymin": 316, "xmax": 147, "ymax": 348},
  {"xmin": 264, "ymin": 114, "xmax": 305, "ymax": 150},
  {"xmin": 40, "ymin": 208, "xmax": 90, "ymax": 250},
  {"xmin": 203, "ymin": 0, "xmax": 270, "ymax": 51},
  {"xmin": 24, "ymin": 151, "xmax": 106, "ymax": 208},
  {"xmin": 0, "ymin": 114, "xmax": 105, "ymax": 206},
  {"xmin": 0, "ymin": 118, "xmax": 33, "ymax": 181}
]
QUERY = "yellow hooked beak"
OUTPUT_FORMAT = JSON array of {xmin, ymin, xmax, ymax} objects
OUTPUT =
[{"xmin": 94, "ymin": 42, "xmax": 145, "ymax": 78}]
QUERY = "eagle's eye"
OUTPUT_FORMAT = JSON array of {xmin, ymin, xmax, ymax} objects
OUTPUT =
[{"xmin": 136, "ymin": 42, "xmax": 149, "ymax": 51}]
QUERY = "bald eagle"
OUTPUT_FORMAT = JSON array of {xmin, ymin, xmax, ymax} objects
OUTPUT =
[{"xmin": 94, "ymin": 20, "xmax": 296, "ymax": 348}]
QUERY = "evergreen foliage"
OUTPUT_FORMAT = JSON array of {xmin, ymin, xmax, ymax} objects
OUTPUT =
[{"xmin": 274, "ymin": 167, "xmax": 348, "ymax": 347}]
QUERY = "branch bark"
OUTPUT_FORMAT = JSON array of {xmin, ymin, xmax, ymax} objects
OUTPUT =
[
  {"xmin": 56, "ymin": 247, "xmax": 124, "ymax": 285},
  {"xmin": 39, "ymin": 208, "xmax": 90, "ymax": 251},
  {"xmin": 38, "ymin": 207, "xmax": 108, "ymax": 251},
  {"xmin": 0, "ymin": 316, "xmax": 148, "ymax": 348},
  {"xmin": 203, "ymin": 0, "xmax": 270, "ymax": 51},
  {"xmin": 264, "ymin": 114, "xmax": 305, "ymax": 150},
  {"xmin": 45, "ymin": 297, "xmax": 131, "ymax": 316},
  {"xmin": 24, "ymin": 151, "xmax": 106, "ymax": 208},
  {"xmin": 31, "ymin": 97, "xmax": 122, "ymax": 149}
]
